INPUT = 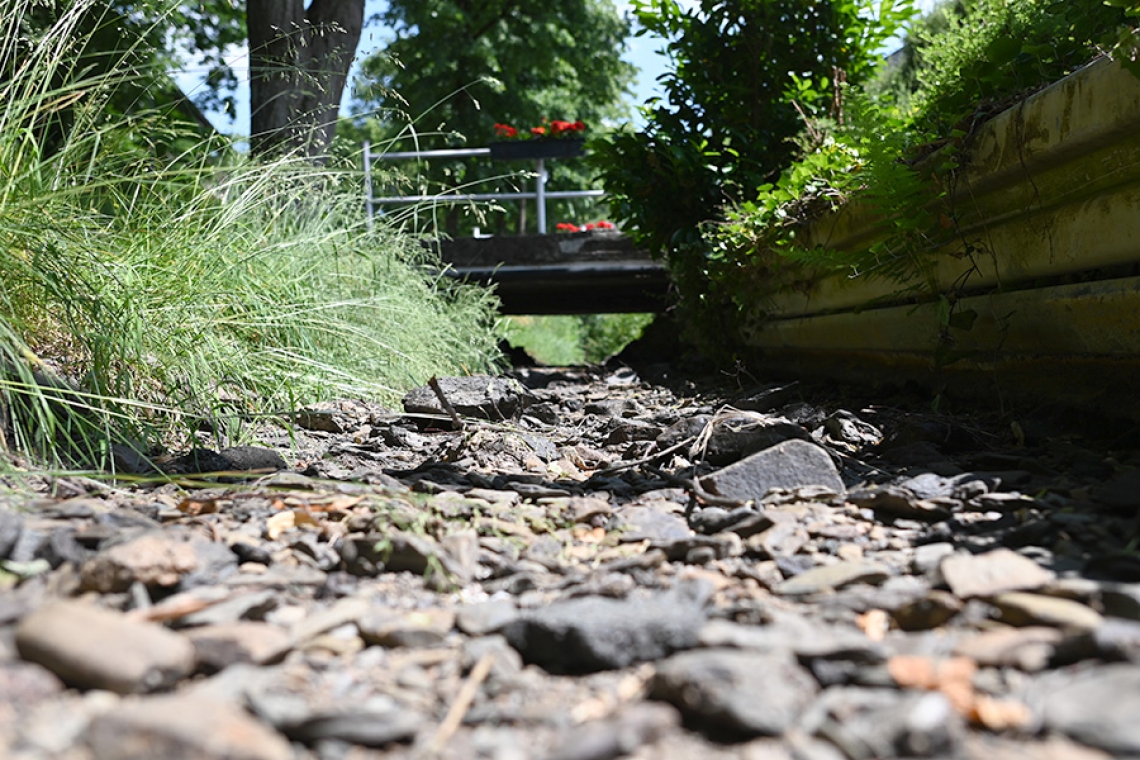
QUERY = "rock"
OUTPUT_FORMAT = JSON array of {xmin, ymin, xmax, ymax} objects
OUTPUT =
[
  {"xmin": 503, "ymin": 592, "xmax": 706, "ymax": 673},
  {"xmin": 83, "ymin": 694, "xmax": 292, "ymax": 760},
  {"xmin": 543, "ymin": 702, "xmax": 681, "ymax": 760},
  {"xmin": 402, "ymin": 375, "xmax": 532, "ymax": 421},
  {"xmin": 1043, "ymin": 664, "xmax": 1140, "ymax": 754},
  {"xmin": 891, "ymin": 590, "xmax": 962, "ymax": 631},
  {"xmin": 16, "ymin": 601, "xmax": 195, "ymax": 693},
  {"xmin": 940, "ymin": 549, "xmax": 1055, "ymax": 599},
  {"xmin": 774, "ymin": 561, "xmax": 890, "ymax": 596},
  {"xmin": 745, "ymin": 523, "xmax": 809, "ymax": 560},
  {"xmin": 700, "ymin": 440, "xmax": 845, "ymax": 502},
  {"xmin": 613, "ymin": 505, "xmax": 692, "ymax": 542},
  {"xmin": 912, "ymin": 542, "xmax": 955, "ymax": 575},
  {"xmin": 702, "ymin": 414, "xmax": 812, "ymax": 466},
  {"xmin": 184, "ymin": 622, "xmax": 291, "ymax": 671},
  {"xmin": 845, "ymin": 485, "xmax": 952, "ymax": 521},
  {"xmin": 275, "ymin": 698, "xmax": 424, "ymax": 747},
  {"xmin": 952, "ymin": 627, "xmax": 1063, "ymax": 671},
  {"xmin": 650, "ymin": 648, "xmax": 818, "ymax": 737},
  {"xmin": 804, "ymin": 687, "xmax": 962, "ymax": 758},
  {"xmin": 990, "ymin": 592, "xmax": 1104, "ymax": 631},
  {"xmin": 288, "ymin": 596, "xmax": 369, "ymax": 644},
  {"xmin": 698, "ymin": 618, "xmax": 883, "ymax": 663},
  {"xmin": 357, "ymin": 608, "xmax": 455, "ymax": 647},
  {"xmin": 0, "ymin": 510, "xmax": 23, "ymax": 559},
  {"xmin": 456, "ymin": 599, "xmax": 520, "ymax": 636},
  {"xmin": 1093, "ymin": 468, "xmax": 1140, "ymax": 511},
  {"xmin": 218, "ymin": 446, "xmax": 288, "ymax": 472},
  {"xmin": 79, "ymin": 529, "xmax": 236, "ymax": 593}
]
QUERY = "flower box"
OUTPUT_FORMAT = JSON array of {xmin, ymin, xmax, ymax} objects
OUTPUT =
[{"xmin": 489, "ymin": 139, "xmax": 585, "ymax": 162}]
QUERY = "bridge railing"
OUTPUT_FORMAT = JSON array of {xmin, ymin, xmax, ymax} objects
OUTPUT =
[{"xmin": 362, "ymin": 141, "xmax": 604, "ymax": 234}]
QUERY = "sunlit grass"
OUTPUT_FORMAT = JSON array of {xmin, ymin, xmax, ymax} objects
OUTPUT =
[{"xmin": 0, "ymin": 0, "xmax": 501, "ymax": 469}]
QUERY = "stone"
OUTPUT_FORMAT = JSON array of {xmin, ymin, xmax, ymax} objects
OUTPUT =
[
  {"xmin": 892, "ymin": 590, "xmax": 962, "ymax": 631},
  {"xmin": 275, "ymin": 699, "xmax": 423, "ymax": 747},
  {"xmin": 402, "ymin": 375, "xmax": 532, "ymax": 421},
  {"xmin": 804, "ymin": 687, "xmax": 963, "ymax": 758},
  {"xmin": 650, "ymin": 648, "xmax": 818, "ymax": 737},
  {"xmin": 613, "ymin": 504, "xmax": 692, "ymax": 542},
  {"xmin": 940, "ymin": 549, "xmax": 1055, "ymax": 599},
  {"xmin": 184, "ymin": 622, "xmax": 291, "ymax": 671},
  {"xmin": 79, "ymin": 530, "xmax": 236, "ymax": 593},
  {"xmin": 698, "ymin": 618, "xmax": 883, "ymax": 663},
  {"xmin": 456, "ymin": 599, "xmax": 520, "ymax": 636},
  {"xmin": 357, "ymin": 608, "xmax": 456, "ymax": 647},
  {"xmin": 288, "ymin": 597, "xmax": 369, "ymax": 644},
  {"xmin": 774, "ymin": 561, "xmax": 890, "ymax": 596},
  {"xmin": 702, "ymin": 414, "xmax": 812, "ymax": 466},
  {"xmin": 218, "ymin": 446, "xmax": 288, "ymax": 472},
  {"xmin": 503, "ymin": 592, "xmax": 706, "ymax": 673},
  {"xmin": 745, "ymin": 523, "xmax": 809, "ymax": 559},
  {"xmin": 990, "ymin": 592, "xmax": 1104, "ymax": 631},
  {"xmin": 845, "ymin": 485, "xmax": 952, "ymax": 521},
  {"xmin": 1043, "ymin": 664, "xmax": 1140, "ymax": 754},
  {"xmin": 83, "ymin": 694, "xmax": 292, "ymax": 760},
  {"xmin": 699, "ymin": 440, "xmax": 845, "ymax": 503},
  {"xmin": 544, "ymin": 702, "xmax": 681, "ymax": 760},
  {"xmin": 952, "ymin": 627, "xmax": 1064, "ymax": 671},
  {"xmin": 16, "ymin": 601, "xmax": 195, "ymax": 694}
]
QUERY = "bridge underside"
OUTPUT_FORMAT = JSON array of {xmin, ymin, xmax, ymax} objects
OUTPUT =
[{"xmin": 431, "ymin": 232, "xmax": 670, "ymax": 315}]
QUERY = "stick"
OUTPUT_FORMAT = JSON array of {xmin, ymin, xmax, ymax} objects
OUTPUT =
[
  {"xmin": 427, "ymin": 375, "xmax": 465, "ymax": 431},
  {"xmin": 418, "ymin": 652, "xmax": 494, "ymax": 756},
  {"xmin": 642, "ymin": 463, "xmax": 748, "ymax": 509}
]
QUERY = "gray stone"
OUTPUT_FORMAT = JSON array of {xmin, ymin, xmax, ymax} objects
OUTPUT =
[
  {"xmin": 16, "ymin": 601, "xmax": 195, "ymax": 694},
  {"xmin": 805, "ymin": 687, "xmax": 962, "ymax": 758},
  {"xmin": 698, "ymin": 618, "xmax": 883, "ymax": 663},
  {"xmin": 845, "ymin": 485, "xmax": 952, "ymax": 521},
  {"xmin": 614, "ymin": 505, "xmax": 692, "ymax": 542},
  {"xmin": 357, "ymin": 608, "xmax": 455, "ymax": 647},
  {"xmin": 774, "ymin": 561, "xmax": 890, "ymax": 596},
  {"xmin": 277, "ymin": 699, "xmax": 423, "ymax": 747},
  {"xmin": 218, "ymin": 445, "xmax": 288, "ymax": 472},
  {"xmin": 402, "ymin": 375, "xmax": 532, "ymax": 420},
  {"xmin": 84, "ymin": 694, "xmax": 292, "ymax": 760},
  {"xmin": 953, "ymin": 627, "xmax": 1063, "ymax": 671},
  {"xmin": 650, "ymin": 648, "xmax": 818, "ymax": 737},
  {"xmin": 700, "ymin": 440, "xmax": 844, "ymax": 502},
  {"xmin": 456, "ymin": 599, "xmax": 520, "ymax": 636},
  {"xmin": 991, "ymin": 592, "xmax": 1104, "ymax": 631},
  {"xmin": 544, "ymin": 702, "xmax": 681, "ymax": 760},
  {"xmin": 503, "ymin": 592, "xmax": 706, "ymax": 673},
  {"xmin": 912, "ymin": 542, "xmax": 955, "ymax": 575},
  {"xmin": 79, "ymin": 529, "xmax": 236, "ymax": 593},
  {"xmin": 940, "ymin": 548, "xmax": 1055, "ymax": 599},
  {"xmin": 892, "ymin": 591, "xmax": 962, "ymax": 631},
  {"xmin": 0, "ymin": 509, "xmax": 23, "ymax": 559},
  {"xmin": 1044, "ymin": 664, "xmax": 1140, "ymax": 754},
  {"xmin": 702, "ymin": 414, "xmax": 812, "ymax": 466},
  {"xmin": 184, "ymin": 622, "xmax": 291, "ymax": 671}
]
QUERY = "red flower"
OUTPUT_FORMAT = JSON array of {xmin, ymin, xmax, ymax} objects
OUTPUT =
[
  {"xmin": 494, "ymin": 123, "xmax": 518, "ymax": 138},
  {"xmin": 595, "ymin": 220, "xmax": 615, "ymax": 229},
  {"xmin": 530, "ymin": 126, "xmax": 547, "ymax": 136},
  {"xmin": 555, "ymin": 222, "xmax": 580, "ymax": 232},
  {"xmin": 572, "ymin": 120, "xmax": 586, "ymax": 132}
]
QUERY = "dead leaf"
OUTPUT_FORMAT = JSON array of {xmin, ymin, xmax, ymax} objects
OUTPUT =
[
  {"xmin": 888, "ymin": 654, "xmax": 976, "ymax": 714},
  {"xmin": 177, "ymin": 497, "xmax": 223, "ymax": 515},
  {"xmin": 266, "ymin": 510, "xmax": 296, "ymax": 540}
]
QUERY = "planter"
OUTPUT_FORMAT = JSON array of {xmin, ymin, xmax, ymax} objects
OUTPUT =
[
  {"xmin": 489, "ymin": 139, "xmax": 585, "ymax": 161},
  {"xmin": 736, "ymin": 57, "xmax": 1140, "ymax": 414}
]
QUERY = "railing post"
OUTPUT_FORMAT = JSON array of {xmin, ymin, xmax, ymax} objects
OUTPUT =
[
  {"xmin": 535, "ymin": 158, "xmax": 547, "ymax": 234},
  {"xmin": 363, "ymin": 140, "xmax": 374, "ymax": 229}
]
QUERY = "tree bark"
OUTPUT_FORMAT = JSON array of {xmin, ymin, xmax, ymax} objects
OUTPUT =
[{"xmin": 247, "ymin": 0, "xmax": 364, "ymax": 161}]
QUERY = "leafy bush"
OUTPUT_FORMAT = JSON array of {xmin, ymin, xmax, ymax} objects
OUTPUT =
[{"xmin": 591, "ymin": 0, "xmax": 914, "ymax": 350}]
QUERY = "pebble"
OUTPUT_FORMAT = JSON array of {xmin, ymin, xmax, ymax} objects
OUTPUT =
[
  {"xmin": 4, "ymin": 367, "xmax": 1140, "ymax": 760},
  {"xmin": 15, "ymin": 601, "xmax": 195, "ymax": 693}
]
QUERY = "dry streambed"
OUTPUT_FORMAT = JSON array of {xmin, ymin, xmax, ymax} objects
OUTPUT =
[{"xmin": 2, "ymin": 367, "xmax": 1140, "ymax": 759}]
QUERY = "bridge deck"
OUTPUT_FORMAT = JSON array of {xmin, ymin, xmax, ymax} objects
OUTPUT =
[{"xmin": 431, "ymin": 231, "xmax": 669, "ymax": 315}]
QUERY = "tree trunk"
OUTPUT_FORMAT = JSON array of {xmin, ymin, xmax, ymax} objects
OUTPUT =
[{"xmin": 247, "ymin": 0, "xmax": 364, "ymax": 161}]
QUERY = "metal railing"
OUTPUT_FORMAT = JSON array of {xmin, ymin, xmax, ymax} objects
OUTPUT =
[{"xmin": 362, "ymin": 141, "xmax": 604, "ymax": 234}]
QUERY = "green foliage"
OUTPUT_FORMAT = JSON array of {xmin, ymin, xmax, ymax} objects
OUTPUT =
[
  {"xmin": 0, "ymin": 0, "xmax": 502, "ymax": 469},
  {"xmin": 591, "ymin": 0, "xmax": 916, "ymax": 350},
  {"xmin": 345, "ymin": 0, "xmax": 635, "ymax": 237},
  {"xmin": 503, "ymin": 313, "xmax": 654, "ymax": 365}
]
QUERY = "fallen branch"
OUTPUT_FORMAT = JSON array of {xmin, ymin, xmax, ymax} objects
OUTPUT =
[
  {"xmin": 642, "ymin": 463, "xmax": 748, "ymax": 509},
  {"xmin": 417, "ymin": 651, "xmax": 495, "ymax": 756},
  {"xmin": 427, "ymin": 375, "xmax": 465, "ymax": 431}
]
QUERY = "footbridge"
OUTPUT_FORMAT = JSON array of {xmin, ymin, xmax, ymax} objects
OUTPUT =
[{"xmin": 364, "ymin": 142, "xmax": 669, "ymax": 314}]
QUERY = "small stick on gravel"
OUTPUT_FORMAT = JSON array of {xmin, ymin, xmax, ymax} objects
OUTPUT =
[
  {"xmin": 427, "ymin": 375, "xmax": 465, "ymax": 431},
  {"xmin": 593, "ymin": 436, "xmax": 696, "ymax": 476},
  {"xmin": 418, "ymin": 652, "xmax": 495, "ymax": 756},
  {"xmin": 643, "ymin": 463, "xmax": 748, "ymax": 509}
]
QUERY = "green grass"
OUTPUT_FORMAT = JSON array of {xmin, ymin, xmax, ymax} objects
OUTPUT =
[
  {"xmin": 503, "ymin": 313, "xmax": 654, "ymax": 366},
  {"xmin": 0, "ymin": 0, "xmax": 502, "ymax": 469}
]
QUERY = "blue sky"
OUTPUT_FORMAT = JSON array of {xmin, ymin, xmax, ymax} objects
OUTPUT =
[{"xmin": 174, "ymin": 0, "xmax": 937, "ymax": 136}]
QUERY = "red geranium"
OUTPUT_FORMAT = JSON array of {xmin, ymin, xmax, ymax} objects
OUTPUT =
[
  {"xmin": 494, "ymin": 119, "xmax": 586, "ymax": 141},
  {"xmin": 555, "ymin": 222, "xmax": 581, "ymax": 232}
]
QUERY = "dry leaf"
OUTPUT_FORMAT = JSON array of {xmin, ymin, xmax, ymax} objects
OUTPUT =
[
  {"xmin": 177, "ymin": 497, "xmax": 222, "ymax": 515},
  {"xmin": 265, "ymin": 510, "xmax": 296, "ymax": 540},
  {"xmin": 888, "ymin": 654, "xmax": 977, "ymax": 714}
]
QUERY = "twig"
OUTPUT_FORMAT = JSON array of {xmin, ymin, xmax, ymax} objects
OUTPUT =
[
  {"xmin": 592, "ymin": 436, "xmax": 696, "ymax": 477},
  {"xmin": 427, "ymin": 375, "xmax": 465, "ymax": 431},
  {"xmin": 642, "ymin": 463, "xmax": 747, "ymax": 509},
  {"xmin": 417, "ymin": 652, "xmax": 494, "ymax": 756}
]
